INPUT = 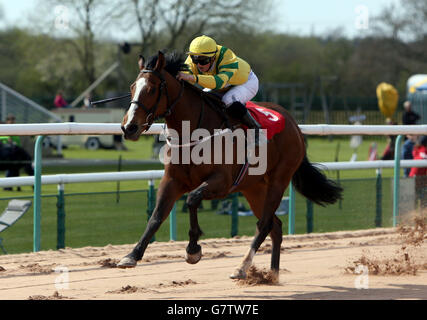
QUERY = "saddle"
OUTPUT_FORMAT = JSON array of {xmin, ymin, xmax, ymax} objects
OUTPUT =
[
  {"xmin": 199, "ymin": 90, "xmax": 286, "ymax": 140},
  {"xmin": 186, "ymin": 83, "xmax": 285, "ymax": 139},
  {"xmin": 244, "ymin": 102, "xmax": 285, "ymax": 140}
]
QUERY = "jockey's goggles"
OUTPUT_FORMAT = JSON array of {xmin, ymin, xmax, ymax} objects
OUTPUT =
[{"xmin": 190, "ymin": 55, "xmax": 212, "ymax": 65}]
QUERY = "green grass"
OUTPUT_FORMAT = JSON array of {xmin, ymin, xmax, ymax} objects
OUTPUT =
[
  {"xmin": 0, "ymin": 192, "xmax": 259, "ymax": 254},
  {"xmin": 0, "ymin": 135, "xmax": 398, "ymax": 254},
  {"xmin": 305, "ymin": 135, "xmax": 394, "ymax": 179},
  {"xmin": 59, "ymin": 135, "xmax": 154, "ymax": 160}
]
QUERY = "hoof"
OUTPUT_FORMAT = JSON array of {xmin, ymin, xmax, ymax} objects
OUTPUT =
[
  {"xmin": 117, "ymin": 256, "xmax": 137, "ymax": 269},
  {"xmin": 229, "ymin": 269, "xmax": 246, "ymax": 280},
  {"xmin": 185, "ymin": 249, "xmax": 202, "ymax": 264},
  {"xmin": 270, "ymin": 270, "xmax": 280, "ymax": 283}
]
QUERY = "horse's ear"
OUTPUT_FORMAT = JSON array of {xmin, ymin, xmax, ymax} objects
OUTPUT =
[
  {"xmin": 138, "ymin": 55, "xmax": 145, "ymax": 71},
  {"xmin": 155, "ymin": 51, "xmax": 166, "ymax": 71}
]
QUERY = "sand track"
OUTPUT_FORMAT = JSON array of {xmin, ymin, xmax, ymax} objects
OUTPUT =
[{"xmin": 0, "ymin": 228, "xmax": 426, "ymax": 300}]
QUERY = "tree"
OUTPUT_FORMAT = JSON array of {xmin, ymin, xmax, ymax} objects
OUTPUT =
[
  {"xmin": 127, "ymin": 0, "xmax": 273, "ymax": 54},
  {"xmin": 129, "ymin": 0, "xmax": 159, "ymax": 57},
  {"xmin": 400, "ymin": 0, "xmax": 427, "ymax": 41},
  {"xmin": 371, "ymin": 2, "xmax": 411, "ymax": 41},
  {"xmin": 366, "ymin": 0, "xmax": 427, "ymax": 94},
  {"xmin": 31, "ymin": 0, "xmax": 125, "ymax": 89}
]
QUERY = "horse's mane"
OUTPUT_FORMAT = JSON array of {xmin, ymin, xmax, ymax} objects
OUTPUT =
[
  {"xmin": 145, "ymin": 50, "xmax": 221, "ymax": 99},
  {"xmin": 145, "ymin": 50, "xmax": 227, "ymax": 121},
  {"xmin": 145, "ymin": 50, "xmax": 188, "ymax": 77}
]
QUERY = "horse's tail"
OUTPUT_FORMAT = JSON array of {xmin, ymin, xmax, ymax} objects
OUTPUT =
[{"xmin": 292, "ymin": 155, "xmax": 343, "ymax": 206}]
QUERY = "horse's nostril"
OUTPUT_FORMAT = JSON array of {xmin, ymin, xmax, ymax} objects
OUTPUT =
[{"xmin": 127, "ymin": 124, "xmax": 138, "ymax": 135}]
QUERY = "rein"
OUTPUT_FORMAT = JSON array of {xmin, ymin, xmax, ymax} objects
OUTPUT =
[
  {"xmin": 165, "ymin": 128, "xmax": 232, "ymax": 148},
  {"xmin": 134, "ymin": 69, "xmax": 227, "ymax": 134},
  {"xmin": 131, "ymin": 69, "xmax": 184, "ymax": 127},
  {"xmin": 91, "ymin": 70, "xmax": 228, "ymax": 132},
  {"xmin": 90, "ymin": 93, "xmax": 131, "ymax": 106}
]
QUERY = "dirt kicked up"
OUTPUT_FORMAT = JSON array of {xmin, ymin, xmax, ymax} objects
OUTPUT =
[
  {"xmin": 0, "ymin": 219, "xmax": 426, "ymax": 300},
  {"xmin": 346, "ymin": 215, "xmax": 427, "ymax": 276}
]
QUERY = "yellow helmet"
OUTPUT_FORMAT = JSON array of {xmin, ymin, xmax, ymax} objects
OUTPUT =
[{"xmin": 188, "ymin": 35, "xmax": 217, "ymax": 57}]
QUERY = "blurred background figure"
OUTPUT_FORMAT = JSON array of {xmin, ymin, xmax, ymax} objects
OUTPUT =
[
  {"xmin": 3, "ymin": 114, "xmax": 21, "ymax": 146},
  {"xmin": 409, "ymin": 135, "xmax": 427, "ymax": 210},
  {"xmin": 54, "ymin": 90, "xmax": 70, "ymax": 108},
  {"xmin": 380, "ymin": 118, "xmax": 397, "ymax": 160},
  {"xmin": 402, "ymin": 134, "xmax": 418, "ymax": 177},
  {"xmin": 82, "ymin": 93, "xmax": 92, "ymax": 109},
  {"xmin": 368, "ymin": 142, "xmax": 378, "ymax": 161},
  {"xmin": 402, "ymin": 101, "xmax": 420, "ymax": 125},
  {"xmin": 6, "ymin": 114, "xmax": 15, "ymax": 124},
  {"xmin": 0, "ymin": 114, "xmax": 33, "ymax": 191},
  {"xmin": 409, "ymin": 135, "xmax": 427, "ymax": 178}
]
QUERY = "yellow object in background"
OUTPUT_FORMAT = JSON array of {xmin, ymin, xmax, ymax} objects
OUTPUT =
[{"xmin": 376, "ymin": 82, "xmax": 399, "ymax": 118}]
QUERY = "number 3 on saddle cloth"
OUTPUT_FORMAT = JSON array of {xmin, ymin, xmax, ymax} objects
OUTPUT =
[{"xmin": 243, "ymin": 101, "xmax": 286, "ymax": 140}]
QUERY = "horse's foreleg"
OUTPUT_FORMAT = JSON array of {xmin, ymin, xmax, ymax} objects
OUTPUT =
[
  {"xmin": 185, "ymin": 186, "xmax": 204, "ymax": 264},
  {"xmin": 185, "ymin": 176, "xmax": 229, "ymax": 264},
  {"xmin": 117, "ymin": 178, "xmax": 184, "ymax": 268}
]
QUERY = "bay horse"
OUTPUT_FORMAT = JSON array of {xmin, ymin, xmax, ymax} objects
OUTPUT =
[{"xmin": 119, "ymin": 51, "xmax": 342, "ymax": 280}]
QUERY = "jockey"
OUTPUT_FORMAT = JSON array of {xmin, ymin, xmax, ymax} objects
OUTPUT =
[{"xmin": 177, "ymin": 35, "xmax": 262, "ymax": 142}]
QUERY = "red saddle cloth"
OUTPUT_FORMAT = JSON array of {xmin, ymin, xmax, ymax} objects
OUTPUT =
[{"xmin": 245, "ymin": 101, "xmax": 285, "ymax": 140}]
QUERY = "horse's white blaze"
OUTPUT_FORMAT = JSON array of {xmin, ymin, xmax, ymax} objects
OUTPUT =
[{"xmin": 125, "ymin": 77, "xmax": 147, "ymax": 128}]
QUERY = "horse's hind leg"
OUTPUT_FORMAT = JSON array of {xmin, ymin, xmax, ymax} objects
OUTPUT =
[
  {"xmin": 231, "ymin": 181, "xmax": 287, "ymax": 280},
  {"xmin": 230, "ymin": 184, "xmax": 267, "ymax": 279},
  {"xmin": 270, "ymin": 215, "xmax": 283, "ymax": 277},
  {"xmin": 235, "ymin": 213, "xmax": 282, "ymax": 280},
  {"xmin": 230, "ymin": 215, "xmax": 275, "ymax": 279}
]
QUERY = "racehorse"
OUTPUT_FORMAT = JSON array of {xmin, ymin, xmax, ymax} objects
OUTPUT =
[
  {"xmin": 0, "ymin": 143, "xmax": 34, "ymax": 191},
  {"xmin": 119, "ymin": 51, "xmax": 342, "ymax": 280}
]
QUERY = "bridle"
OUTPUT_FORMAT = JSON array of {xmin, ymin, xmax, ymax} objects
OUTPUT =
[
  {"xmin": 130, "ymin": 69, "xmax": 184, "ymax": 128},
  {"xmin": 90, "ymin": 66, "xmax": 228, "ymax": 131}
]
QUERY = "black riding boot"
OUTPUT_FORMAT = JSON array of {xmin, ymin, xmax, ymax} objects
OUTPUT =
[
  {"xmin": 241, "ymin": 110, "xmax": 263, "ymax": 146},
  {"xmin": 226, "ymin": 101, "xmax": 262, "ymax": 145}
]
